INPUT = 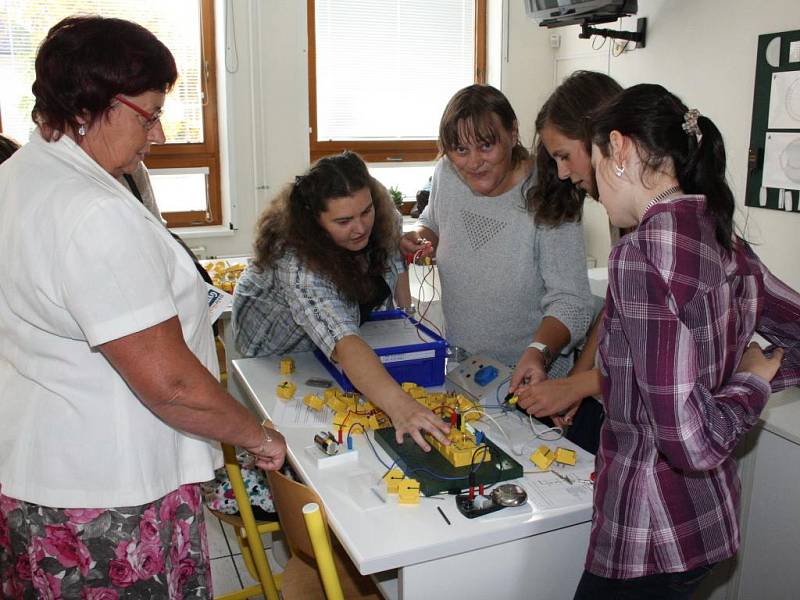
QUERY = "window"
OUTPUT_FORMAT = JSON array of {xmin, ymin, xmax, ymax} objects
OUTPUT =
[
  {"xmin": 0, "ymin": 0, "xmax": 221, "ymax": 228},
  {"xmin": 308, "ymin": 0, "xmax": 486, "ymax": 163}
]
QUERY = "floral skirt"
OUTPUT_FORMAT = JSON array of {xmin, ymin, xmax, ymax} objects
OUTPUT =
[{"xmin": 0, "ymin": 483, "xmax": 212, "ymax": 599}]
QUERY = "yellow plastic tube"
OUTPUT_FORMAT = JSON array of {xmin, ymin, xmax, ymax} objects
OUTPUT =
[{"xmin": 303, "ymin": 502, "xmax": 344, "ymax": 600}]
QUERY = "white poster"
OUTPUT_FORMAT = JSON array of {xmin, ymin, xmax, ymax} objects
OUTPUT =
[
  {"xmin": 763, "ymin": 132, "xmax": 800, "ymax": 191},
  {"xmin": 768, "ymin": 71, "xmax": 800, "ymax": 129}
]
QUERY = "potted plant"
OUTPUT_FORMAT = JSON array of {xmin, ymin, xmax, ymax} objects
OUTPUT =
[{"xmin": 389, "ymin": 186, "xmax": 414, "ymax": 216}]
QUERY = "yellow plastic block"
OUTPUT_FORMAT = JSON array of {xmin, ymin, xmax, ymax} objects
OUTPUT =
[
  {"xmin": 303, "ymin": 394, "xmax": 325, "ymax": 411},
  {"xmin": 530, "ymin": 445, "xmax": 554, "ymax": 470},
  {"xmin": 554, "ymin": 447, "xmax": 577, "ymax": 466},
  {"xmin": 426, "ymin": 430, "xmax": 491, "ymax": 468},
  {"xmin": 323, "ymin": 388, "xmax": 338, "ymax": 402},
  {"xmin": 279, "ymin": 357, "xmax": 295, "ymax": 375},
  {"xmin": 332, "ymin": 411, "xmax": 348, "ymax": 429},
  {"xmin": 383, "ymin": 469, "xmax": 405, "ymax": 494},
  {"xmin": 401, "ymin": 382, "xmax": 418, "ymax": 393},
  {"xmin": 506, "ymin": 395, "xmax": 519, "ymax": 406},
  {"xmin": 338, "ymin": 392, "xmax": 359, "ymax": 411},
  {"xmin": 326, "ymin": 394, "xmax": 347, "ymax": 414},
  {"xmin": 408, "ymin": 387, "xmax": 427, "ymax": 399},
  {"xmin": 276, "ymin": 380, "xmax": 296, "ymax": 400},
  {"xmin": 398, "ymin": 478, "xmax": 421, "ymax": 504}
]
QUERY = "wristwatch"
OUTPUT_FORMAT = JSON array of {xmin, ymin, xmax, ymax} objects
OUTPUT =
[{"xmin": 527, "ymin": 341, "xmax": 553, "ymax": 368}]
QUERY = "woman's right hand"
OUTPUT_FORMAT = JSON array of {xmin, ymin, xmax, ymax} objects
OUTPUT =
[
  {"xmin": 517, "ymin": 376, "xmax": 583, "ymax": 418},
  {"xmin": 399, "ymin": 231, "xmax": 435, "ymax": 259},
  {"xmin": 244, "ymin": 426, "xmax": 288, "ymax": 471},
  {"xmin": 736, "ymin": 342, "xmax": 783, "ymax": 382},
  {"xmin": 387, "ymin": 394, "xmax": 451, "ymax": 452}
]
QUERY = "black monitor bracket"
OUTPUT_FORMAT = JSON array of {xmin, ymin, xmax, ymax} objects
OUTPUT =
[{"xmin": 579, "ymin": 17, "xmax": 647, "ymax": 48}]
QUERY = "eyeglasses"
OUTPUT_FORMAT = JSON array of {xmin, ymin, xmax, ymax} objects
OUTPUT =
[{"xmin": 114, "ymin": 95, "xmax": 163, "ymax": 131}]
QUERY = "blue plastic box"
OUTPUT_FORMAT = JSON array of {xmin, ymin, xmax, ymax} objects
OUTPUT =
[{"xmin": 313, "ymin": 309, "xmax": 448, "ymax": 392}]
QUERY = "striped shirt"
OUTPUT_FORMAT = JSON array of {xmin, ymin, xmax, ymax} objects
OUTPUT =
[
  {"xmin": 233, "ymin": 248, "xmax": 405, "ymax": 359},
  {"xmin": 591, "ymin": 195, "xmax": 800, "ymax": 579}
]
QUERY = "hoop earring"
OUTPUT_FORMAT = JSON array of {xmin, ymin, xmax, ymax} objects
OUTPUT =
[
  {"xmin": 614, "ymin": 164, "xmax": 625, "ymax": 177},
  {"xmin": 78, "ymin": 124, "xmax": 86, "ymax": 137}
]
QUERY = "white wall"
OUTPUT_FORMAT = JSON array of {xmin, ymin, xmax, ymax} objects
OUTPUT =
[
  {"xmin": 181, "ymin": 0, "xmax": 310, "ymax": 258},
  {"xmin": 521, "ymin": 0, "xmax": 800, "ymax": 288}
]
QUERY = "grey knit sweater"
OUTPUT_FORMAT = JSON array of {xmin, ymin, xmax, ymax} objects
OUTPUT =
[{"xmin": 418, "ymin": 158, "xmax": 594, "ymax": 371}]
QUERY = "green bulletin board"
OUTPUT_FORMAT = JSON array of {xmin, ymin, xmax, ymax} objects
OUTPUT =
[{"xmin": 745, "ymin": 29, "xmax": 800, "ymax": 213}]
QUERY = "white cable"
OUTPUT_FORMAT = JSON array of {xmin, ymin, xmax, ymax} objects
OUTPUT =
[
  {"xmin": 527, "ymin": 413, "xmax": 564, "ymax": 441},
  {"xmin": 461, "ymin": 407, "xmax": 521, "ymax": 456}
]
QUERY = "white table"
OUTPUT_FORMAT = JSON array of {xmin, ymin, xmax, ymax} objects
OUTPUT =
[{"xmin": 233, "ymin": 353, "xmax": 595, "ymax": 600}]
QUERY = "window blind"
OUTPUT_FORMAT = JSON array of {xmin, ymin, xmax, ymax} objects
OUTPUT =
[
  {"xmin": 0, "ymin": 0, "xmax": 204, "ymax": 145},
  {"xmin": 314, "ymin": 0, "xmax": 476, "ymax": 142}
]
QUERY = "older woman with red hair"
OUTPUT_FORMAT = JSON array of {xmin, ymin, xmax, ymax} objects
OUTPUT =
[{"xmin": 0, "ymin": 16, "xmax": 285, "ymax": 598}]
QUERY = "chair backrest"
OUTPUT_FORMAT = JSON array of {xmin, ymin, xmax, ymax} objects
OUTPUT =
[{"xmin": 266, "ymin": 468, "xmax": 331, "ymax": 562}]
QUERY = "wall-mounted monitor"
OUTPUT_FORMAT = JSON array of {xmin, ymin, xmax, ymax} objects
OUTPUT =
[{"xmin": 524, "ymin": 0, "xmax": 638, "ymax": 28}]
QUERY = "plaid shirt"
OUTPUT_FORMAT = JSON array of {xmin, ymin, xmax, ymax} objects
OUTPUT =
[
  {"xmin": 591, "ymin": 195, "xmax": 800, "ymax": 579},
  {"xmin": 233, "ymin": 248, "xmax": 404, "ymax": 359}
]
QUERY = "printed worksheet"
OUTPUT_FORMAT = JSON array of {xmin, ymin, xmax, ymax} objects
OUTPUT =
[
  {"xmin": 768, "ymin": 71, "xmax": 800, "ymax": 129},
  {"xmin": 270, "ymin": 397, "xmax": 331, "ymax": 428}
]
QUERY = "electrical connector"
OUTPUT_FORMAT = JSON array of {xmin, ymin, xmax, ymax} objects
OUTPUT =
[
  {"xmin": 279, "ymin": 357, "xmax": 295, "ymax": 375},
  {"xmin": 530, "ymin": 445, "xmax": 555, "ymax": 470},
  {"xmin": 554, "ymin": 447, "xmax": 577, "ymax": 466},
  {"xmin": 303, "ymin": 394, "xmax": 325, "ymax": 411},
  {"xmin": 398, "ymin": 478, "xmax": 421, "ymax": 505},
  {"xmin": 276, "ymin": 380, "xmax": 296, "ymax": 400},
  {"xmin": 383, "ymin": 468, "xmax": 405, "ymax": 494}
]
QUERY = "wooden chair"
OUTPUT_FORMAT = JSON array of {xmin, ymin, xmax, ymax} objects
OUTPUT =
[
  {"xmin": 266, "ymin": 469, "xmax": 382, "ymax": 600},
  {"xmin": 209, "ymin": 443, "xmax": 282, "ymax": 600}
]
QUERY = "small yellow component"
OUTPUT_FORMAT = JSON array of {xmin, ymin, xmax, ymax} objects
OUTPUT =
[
  {"xmin": 401, "ymin": 382, "xmax": 419, "ymax": 393},
  {"xmin": 426, "ymin": 428, "xmax": 491, "ymax": 468},
  {"xmin": 506, "ymin": 395, "xmax": 519, "ymax": 406},
  {"xmin": 279, "ymin": 357, "xmax": 295, "ymax": 375},
  {"xmin": 383, "ymin": 468, "xmax": 405, "ymax": 494},
  {"xmin": 530, "ymin": 445, "xmax": 555, "ymax": 470},
  {"xmin": 303, "ymin": 394, "xmax": 325, "ymax": 411},
  {"xmin": 332, "ymin": 411, "xmax": 350, "ymax": 430},
  {"xmin": 554, "ymin": 447, "xmax": 577, "ymax": 466},
  {"xmin": 325, "ymin": 393, "xmax": 347, "ymax": 414},
  {"xmin": 398, "ymin": 478, "xmax": 421, "ymax": 504},
  {"xmin": 276, "ymin": 380, "xmax": 296, "ymax": 400}
]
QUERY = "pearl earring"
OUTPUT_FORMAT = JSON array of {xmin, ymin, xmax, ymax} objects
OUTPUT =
[
  {"xmin": 614, "ymin": 163, "xmax": 625, "ymax": 177},
  {"xmin": 78, "ymin": 124, "xmax": 86, "ymax": 137}
]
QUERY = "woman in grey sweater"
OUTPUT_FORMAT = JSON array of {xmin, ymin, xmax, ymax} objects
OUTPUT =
[{"xmin": 401, "ymin": 84, "xmax": 595, "ymax": 391}]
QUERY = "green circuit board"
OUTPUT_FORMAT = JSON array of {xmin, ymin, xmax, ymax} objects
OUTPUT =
[{"xmin": 374, "ymin": 426, "xmax": 523, "ymax": 496}]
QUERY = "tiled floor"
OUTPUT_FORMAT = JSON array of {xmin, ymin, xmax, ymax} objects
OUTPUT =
[{"xmin": 206, "ymin": 506, "xmax": 287, "ymax": 598}]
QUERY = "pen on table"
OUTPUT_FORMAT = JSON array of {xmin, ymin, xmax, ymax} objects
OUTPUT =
[{"xmin": 437, "ymin": 506, "xmax": 452, "ymax": 525}]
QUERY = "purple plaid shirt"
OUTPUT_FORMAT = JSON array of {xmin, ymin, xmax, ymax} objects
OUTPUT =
[{"xmin": 591, "ymin": 195, "xmax": 800, "ymax": 579}]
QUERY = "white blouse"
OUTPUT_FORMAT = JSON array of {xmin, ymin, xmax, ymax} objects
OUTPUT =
[{"xmin": 0, "ymin": 132, "xmax": 222, "ymax": 508}]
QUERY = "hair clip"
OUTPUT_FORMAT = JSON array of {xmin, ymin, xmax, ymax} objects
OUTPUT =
[
  {"xmin": 294, "ymin": 175, "xmax": 304, "ymax": 186},
  {"xmin": 682, "ymin": 109, "xmax": 702, "ymax": 143}
]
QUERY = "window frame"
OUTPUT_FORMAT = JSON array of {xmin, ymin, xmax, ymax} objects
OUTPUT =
[
  {"xmin": 307, "ymin": 0, "xmax": 486, "ymax": 164},
  {"xmin": 0, "ymin": 0, "xmax": 221, "ymax": 228},
  {"xmin": 143, "ymin": 0, "xmax": 221, "ymax": 228}
]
